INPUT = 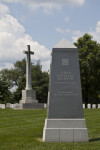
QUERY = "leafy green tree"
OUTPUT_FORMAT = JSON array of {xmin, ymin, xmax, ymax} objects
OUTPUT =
[
  {"xmin": 31, "ymin": 61, "xmax": 49, "ymax": 103},
  {"xmin": 1, "ymin": 59, "xmax": 26, "ymax": 87},
  {"xmin": 12, "ymin": 59, "xmax": 26, "ymax": 103},
  {"xmin": 0, "ymin": 75, "xmax": 12, "ymax": 104},
  {"xmin": 74, "ymin": 34, "xmax": 100, "ymax": 107},
  {"xmin": 1, "ymin": 59, "xmax": 49, "ymax": 103},
  {"xmin": 1, "ymin": 59, "xmax": 26, "ymax": 103}
]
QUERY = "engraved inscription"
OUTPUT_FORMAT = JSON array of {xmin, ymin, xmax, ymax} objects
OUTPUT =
[
  {"xmin": 27, "ymin": 91, "xmax": 32, "ymax": 97},
  {"xmin": 57, "ymin": 71, "xmax": 73, "ymax": 81},
  {"xmin": 62, "ymin": 59, "xmax": 69, "ymax": 65},
  {"xmin": 52, "ymin": 91, "xmax": 79, "ymax": 97}
]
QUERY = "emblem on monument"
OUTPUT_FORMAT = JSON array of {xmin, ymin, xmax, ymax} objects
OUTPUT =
[{"xmin": 62, "ymin": 59, "xmax": 69, "ymax": 65}]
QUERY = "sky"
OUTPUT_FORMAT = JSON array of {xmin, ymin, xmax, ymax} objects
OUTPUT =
[{"xmin": 0, "ymin": 0, "xmax": 100, "ymax": 71}]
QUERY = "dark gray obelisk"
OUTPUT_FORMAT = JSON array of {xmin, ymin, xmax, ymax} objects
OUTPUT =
[{"xmin": 43, "ymin": 39, "xmax": 88, "ymax": 142}]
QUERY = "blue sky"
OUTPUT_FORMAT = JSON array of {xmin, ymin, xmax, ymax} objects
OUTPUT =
[{"xmin": 0, "ymin": 0, "xmax": 100, "ymax": 71}]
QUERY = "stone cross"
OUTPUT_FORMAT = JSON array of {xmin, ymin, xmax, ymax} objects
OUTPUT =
[{"xmin": 24, "ymin": 45, "xmax": 34, "ymax": 90}]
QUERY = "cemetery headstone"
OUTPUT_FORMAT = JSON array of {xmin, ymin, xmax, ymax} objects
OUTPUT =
[
  {"xmin": 6, "ymin": 103, "xmax": 11, "ymax": 108},
  {"xmin": 92, "ymin": 104, "xmax": 96, "ymax": 109},
  {"xmin": 0, "ymin": 104, "xmax": 5, "ymax": 109},
  {"xmin": 83, "ymin": 104, "xmax": 85, "ymax": 108},
  {"xmin": 43, "ymin": 39, "xmax": 88, "ymax": 142},
  {"xmin": 11, "ymin": 103, "xmax": 23, "ymax": 109},
  {"xmin": 98, "ymin": 104, "xmax": 100, "ymax": 108},
  {"xmin": 87, "ymin": 104, "xmax": 91, "ymax": 109},
  {"xmin": 44, "ymin": 104, "xmax": 47, "ymax": 108}
]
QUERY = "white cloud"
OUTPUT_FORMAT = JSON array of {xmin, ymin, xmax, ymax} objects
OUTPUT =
[
  {"xmin": 90, "ymin": 21, "xmax": 100, "ymax": 43},
  {"xmin": 72, "ymin": 21, "xmax": 100, "ymax": 43},
  {"xmin": 72, "ymin": 30, "xmax": 84, "ymax": 42},
  {"xmin": 95, "ymin": 21, "xmax": 100, "ymax": 33},
  {"xmin": 65, "ymin": 29, "xmax": 71, "ymax": 33},
  {"xmin": 1, "ymin": 0, "xmax": 85, "ymax": 13},
  {"xmin": 56, "ymin": 27, "xmax": 64, "ymax": 34},
  {"xmin": 0, "ymin": 3, "xmax": 50, "ymax": 71},
  {"xmin": 0, "ymin": 2, "xmax": 9, "ymax": 15},
  {"xmin": 2, "ymin": 0, "xmax": 85, "ymax": 5},
  {"xmin": 56, "ymin": 27, "xmax": 70, "ymax": 34},
  {"xmin": 0, "ymin": 62, "xmax": 14, "ymax": 70},
  {"xmin": 29, "ymin": 3, "xmax": 62, "ymax": 14},
  {"xmin": 64, "ymin": 17, "xmax": 69, "ymax": 22}
]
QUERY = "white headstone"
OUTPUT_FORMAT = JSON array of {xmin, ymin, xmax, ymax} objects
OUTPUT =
[
  {"xmin": 10, "ymin": 103, "xmax": 22, "ymax": 109},
  {"xmin": 83, "ymin": 104, "xmax": 85, "ymax": 108},
  {"xmin": 10, "ymin": 104, "xmax": 13, "ymax": 109},
  {"xmin": 0, "ymin": 104, "xmax": 5, "ymax": 109},
  {"xmin": 98, "ymin": 104, "xmax": 100, "ymax": 108},
  {"xmin": 87, "ymin": 104, "xmax": 91, "ymax": 109},
  {"xmin": 13, "ymin": 103, "xmax": 23, "ymax": 109},
  {"xmin": 92, "ymin": 104, "xmax": 96, "ymax": 109},
  {"xmin": 44, "ymin": 104, "xmax": 47, "ymax": 108},
  {"xmin": 6, "ymin": 103, "xmax": 11, "ymax": 108}
]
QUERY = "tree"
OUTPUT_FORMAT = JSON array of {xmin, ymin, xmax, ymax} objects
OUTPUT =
[
  {"xmin": 31, "ymin": 61, "xmax": 49, "ymax": 103},
  {"xmin": 1, "ymin": 59, "xmax": 26, "ymax": 87},
  {"xmin": 0, "ymin": 74, "xmax": 12, "ymax": 104},
  {"xmin": 0, "ymin": 59, "xmax": 49, "ymax": 103},
  {"xmin": 1, "ymin": 59, "xmax": 26, "ymax": 103},
  {"xmin": 74, "ymin": 34, "xmax": 100, "ymax": 107}
]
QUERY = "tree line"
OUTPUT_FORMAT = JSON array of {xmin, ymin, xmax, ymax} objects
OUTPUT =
[
  {"xmin": 0, "ymin": 34, "xmax": 100, "ymax": 106},
  {"xmin": 0, "ymin": 60, "xmax": 49, "ymax": 104}
]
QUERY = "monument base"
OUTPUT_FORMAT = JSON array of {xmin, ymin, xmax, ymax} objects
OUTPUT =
[
  {"xmin": 22, "ymin": 103, "xmax": 44, "ymax": 109},
  {"xmin": 19, "ymin": 89, "xmax": 44, "ymax": 109},
  {"xmin": 11, "ymin": 103, "xmax": 44, "ymax": 109},
  {"xmin": 20, "ymin": 99, "xmax": 38, "ymax": 104},
  {"xmin": 19, "ymin": 89, "xmax": 38, "ymax": 104},
  {"xmin": 43, "ymin": 119, "xmax": 88, "ymax": 142}
]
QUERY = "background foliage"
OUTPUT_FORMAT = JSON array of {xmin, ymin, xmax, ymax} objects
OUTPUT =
[
  {"xmin": 74, "ymin": 34, "xmax": 100, "ymax": 107},
  {"xmin": 0, "ymin": 59, "xmax": 49, "ymax": 103}
]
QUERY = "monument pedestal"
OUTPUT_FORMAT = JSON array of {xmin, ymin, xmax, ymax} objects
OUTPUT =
[
  {"xmin": 22, "ymin": 103, "xmax": 44, "ymax": 109},
  {"xmin": 43, "ymin": 119, "xmax": 88, "ymax": 142},
  {"xmin": 19, "ymin": 89, "xmax": 44, "ymax": 109},
  {"xmin": 20, "ymin": 89, "xmax": 38, "ymax": 104}
]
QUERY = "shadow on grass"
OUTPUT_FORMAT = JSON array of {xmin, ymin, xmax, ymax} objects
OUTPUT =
[{"xmin": 89, "ymin": 137, "xmax": 100, "ymax": 142}]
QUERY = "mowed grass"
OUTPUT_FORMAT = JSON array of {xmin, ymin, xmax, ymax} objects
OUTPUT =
[{"xmin": 0, "ymin": 109, "xmax": 100, "ymax": 150}]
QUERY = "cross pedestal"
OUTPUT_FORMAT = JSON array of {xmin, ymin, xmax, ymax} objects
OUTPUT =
[{"xmin": 20, "ymin": 89, "xmax": 38, "ymax": 104}]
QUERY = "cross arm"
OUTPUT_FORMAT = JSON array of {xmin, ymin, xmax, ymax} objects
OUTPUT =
[
  {"xmin": 23, "ymin": 50, "xmax": 34, "ymax": 55},
  {"xmin": 23, "ymin": 50, "xmax": 28, "ymax": 54},
  {"xmin": 30, "ymin": 51, "xmax": 34, "ymax": 55}
]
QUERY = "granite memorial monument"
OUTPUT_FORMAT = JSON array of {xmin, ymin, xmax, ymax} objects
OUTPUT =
[{"xmin": 43, "ymin": 39, "xmax": 88, "ymax": 142}]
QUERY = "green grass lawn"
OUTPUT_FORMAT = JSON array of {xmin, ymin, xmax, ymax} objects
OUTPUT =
[{"xmin": 0, "ymin": 108, "xmax": 100, "ymax": 150}]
